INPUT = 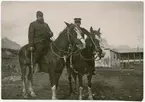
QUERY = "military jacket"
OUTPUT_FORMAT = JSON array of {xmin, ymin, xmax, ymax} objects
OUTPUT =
[{"xmin": 28, "ymin": 20, "xmax": 53, "ymax": 46}]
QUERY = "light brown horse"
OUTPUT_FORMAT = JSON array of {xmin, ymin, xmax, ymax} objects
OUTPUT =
[{"xmin": 18, "ymin": 22, "xmax": 86, "ymax": 99}]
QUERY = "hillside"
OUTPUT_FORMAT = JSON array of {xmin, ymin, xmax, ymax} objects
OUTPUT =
[{"xmin": 2, "ymin": 37, "xmax": 21, "ymax": 50}]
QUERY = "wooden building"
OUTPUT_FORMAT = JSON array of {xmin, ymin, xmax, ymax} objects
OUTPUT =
[
  {"xmin": 95, "ymin": 48, "xmax": 143, "ymax": 69},
  {"xmin": 119, "ymin": 49, "xmax": 143, "ymax": 68},
  {"xmin": 95, "ymin": 48, "xmax": 120, "ymax": 68}
]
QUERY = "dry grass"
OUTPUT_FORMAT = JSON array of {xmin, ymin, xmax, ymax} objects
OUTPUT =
[{"xmin": 1, "ymin": 57, "xmax": 143, "ymax": 100}]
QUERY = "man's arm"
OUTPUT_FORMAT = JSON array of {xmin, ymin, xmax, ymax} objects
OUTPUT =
[
  {"xmin": 28, "ymin": 23, "xmax": 35, "ymax": 47},
  {"xmin": 46, "ymin": 24, "xmax": 53, "ymax": 37},
  {"xmin": 81, "ymin": 27, "xmax": 90, "ymax": 37}
]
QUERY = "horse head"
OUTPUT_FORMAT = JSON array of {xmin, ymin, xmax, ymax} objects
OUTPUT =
[
  {"xmin": 89, "ymin": 27, "xmax": 105, "ymax": 59},
  {"xmin": 64, "ymin": 22, "xmax": 85, "ymax": 50}
]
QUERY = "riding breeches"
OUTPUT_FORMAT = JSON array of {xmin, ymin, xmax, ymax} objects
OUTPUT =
[{"xmin": 33, "ymin": 40, "xmax": 50, "ymax": 63}]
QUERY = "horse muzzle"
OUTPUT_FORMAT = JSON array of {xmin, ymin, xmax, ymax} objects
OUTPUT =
[
  {"xmin": 95, "ymin": 48, "xmax": 103, "ymax": 58},
  {"xmin": 101, "ymin": 51, "xmax": 106, "ymax": 58}
]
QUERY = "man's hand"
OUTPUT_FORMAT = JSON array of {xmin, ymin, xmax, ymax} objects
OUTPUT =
[
  {"xmin": 29, "ymin": 47, "xmax": 34, "ymax": 52},
  {"xmin": 49, "ymin": 31, "xmax": 53, "ymax": 37}
]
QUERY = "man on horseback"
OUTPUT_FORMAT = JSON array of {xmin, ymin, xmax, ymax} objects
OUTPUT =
[
  {"xmin": 28, "ymin": 11, "xmax": 53, "ymax": 68},
  {"xmin": 73, "ymin": 18, "xmax": 96, "ymax": 75},
  {"xmin": 74, "ymin": 18, "xmax": 90, "ymax": 39}
]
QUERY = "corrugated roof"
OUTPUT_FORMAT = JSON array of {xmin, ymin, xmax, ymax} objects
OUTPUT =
[
  {"xmin": 104, "ymin": 48, "xmax": 118, "ymax": 53},
  {"xmin": 117, "ymin": 48, "xmax": 143, "ymax": 53},
  {"xmin": 104, "ymin": 48, "xmax": 143, "ymax": 53}
]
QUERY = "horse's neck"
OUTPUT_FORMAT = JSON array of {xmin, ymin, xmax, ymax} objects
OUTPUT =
[
  {"xmin": 82, "ymin": 47, "xmax": 93, "ymax": 58},
  {"xmin": 53, "ymin": 32, "xmax": 69, "ymax": 52}
]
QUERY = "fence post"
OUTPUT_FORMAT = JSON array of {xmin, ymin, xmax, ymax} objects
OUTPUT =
[{"xmin": 128, "ymin": 53, "xmax": 130, "ymax": 68}]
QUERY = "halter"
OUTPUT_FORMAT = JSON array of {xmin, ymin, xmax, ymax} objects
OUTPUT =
[
  {"xmin": 78, "ymin": 33, "xmax": 102, "ymax": 61},
  {"xmin": 66, "ymin": 25, "xmax": 84, "ymax": 55}
]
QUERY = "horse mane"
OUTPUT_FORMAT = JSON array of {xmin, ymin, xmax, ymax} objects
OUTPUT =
[{"xmin": 54, "ymin": 27, "xmax": 67, "ymax": 42}]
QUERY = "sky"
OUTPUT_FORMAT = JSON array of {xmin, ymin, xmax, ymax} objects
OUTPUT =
[{"xmin": 1, "ymin": 1, "xmax": 143, "ymax": 48}]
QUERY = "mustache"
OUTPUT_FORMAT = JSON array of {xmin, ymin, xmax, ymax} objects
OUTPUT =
[{"xmin": 37, "ymin": 18, "xmax": 44, "ymax": 23}]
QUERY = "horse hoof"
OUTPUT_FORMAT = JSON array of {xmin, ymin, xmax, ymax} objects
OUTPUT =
[
  {"xmin": 88, "ymin": 96, "xmax": 93, "ymax": 100},
  {"xmin": 52, "ymin": 97, "xmax": 58, "ymax": 100},
  {"xmin": 79, "ymin": 96, "xmax": 83, "ymax": 100},
  {"xmin": 22, "ymin": 92, "xmax": 28, "ymax": 98},
  {"xmin": 69, "ymin": 93, "xmax": 74, "ymax": 97},
  {"xmin": 30, "ymin": 92, "xmax": 37, "ymax": 97}
]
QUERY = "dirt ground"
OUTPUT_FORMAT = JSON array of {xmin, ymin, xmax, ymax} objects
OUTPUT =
[{"xmin": 1, "ymin": 57, "xmax": 143, "ymax": 101}]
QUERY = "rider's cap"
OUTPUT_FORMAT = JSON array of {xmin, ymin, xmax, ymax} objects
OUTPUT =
[
  {"xmin": 36, "ymin": 11, "xmax": 43, "ymax": 17},
  {"xmin": 74, "ymin": 18, "xmax": 81, "ymax": 23}
]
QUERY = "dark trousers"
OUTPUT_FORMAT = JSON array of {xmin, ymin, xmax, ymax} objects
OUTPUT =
[{"xmin": 33, "ymin": 40, "xmax": 50, "ymax": 63}]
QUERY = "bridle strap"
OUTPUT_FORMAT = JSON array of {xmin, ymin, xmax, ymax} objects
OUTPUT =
[
  {"xmin": 90, "ymin": 35, "xmax": 100, "ymax": 49},
  {"xmin": 79, "ymin": 52, "xmax": 101, "ymax": 61},
  {"xmin": 50, "ymin": 26, "xmax": 83, "ymax": 59},
  {"xmin": 50, "ymin": 44, "xmax": 64, "ymax": 58},
  {"xmin": 78, "ymin": 35, "xmax": 102, "ymax": 61}
]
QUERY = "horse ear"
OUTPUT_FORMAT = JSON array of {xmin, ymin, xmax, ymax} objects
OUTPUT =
[
  {"xmin": 90, "ymin": 26, "xmax": 93, "ymax": 32},
  {"xmin": 64, "ymin": 21, "xmax": 70, "ymax": 26},
  {"xmin": 98, "ymin": 28, "xmax": 100, "ymax": 32}
]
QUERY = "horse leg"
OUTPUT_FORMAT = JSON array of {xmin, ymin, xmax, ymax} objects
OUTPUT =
[
  {"xmin": 27, "ymin": 66, "xmax": 36, "ymax": 97},
  {"xmin": 68, "ymin": 68, "xmax": 74, "ymax": 95},
  {"xmin": 66, "ymin": 57, "xmax": 73, "ymax": 95},
  {"xmin": 74, "ymin": 75, "xmax": 77, "ymax": 92},
  {"xmin": 87, "ymin": 73, "xmax": 93, "ymax": 100},
  {"xmin": 78, "ymin": 73, "xmax": 83, "ymax": 100},
  {"xmin": 49, "ymin": 72, "xmax": 57, "ymax": 100},
  {"xmin": 55, "ymin": 64, "xmax": 64, "ymax": 98},
  {"xmin": 21, "ymin": 65, "xmax": 28, "ymax": 98},
  {"xmin": 68, "ymin": 73, "xmax": 73, "ymax": 95},
  {"xmin": 72, "ymin": 73, "xmax": 77, "ymax": 94},
  {"xmin": 55, "ymin": 72, "xmax": 62, "ymax": 90}
]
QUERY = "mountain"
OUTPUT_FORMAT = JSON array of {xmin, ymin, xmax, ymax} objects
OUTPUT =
[
  {"xmin": 101, "ymin": 38, "xmax": 143, "ymax": 52},
  {"xmin": 2, "ymin": 37, "xmax": 21, "ymax": 50},
  {"xmin": 111, "ymin": 45, "xmax": 131, "ymax": 51},
  {"xmin": 110, "ymin": 45, "xmax": 143, "ymax": 52}
]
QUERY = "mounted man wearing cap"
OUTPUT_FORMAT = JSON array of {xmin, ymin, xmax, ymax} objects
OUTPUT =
[
  {"xmin": 74, "ymin": 18, "xmax": 90, "ymax": 39},
  {"xmin": 28, "ymin": 11, "xmax": 53, "ymax": 68},
  {"xmin": 73, "ymin": 18, "xmax": 96, "ymax": 75}
]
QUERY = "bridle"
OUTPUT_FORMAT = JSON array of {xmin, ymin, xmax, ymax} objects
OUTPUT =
[
  {"xmin": 50, "ymin": 24, "xmax": 84, "ymax": 59},
  {"xmin": 78, "ymin": 32, "xmax": 103, "ymax": 61}
]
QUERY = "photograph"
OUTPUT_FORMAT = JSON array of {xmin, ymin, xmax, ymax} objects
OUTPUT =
[{"xmin": 1, "ymin": 1, "xmax": 143, "ymax": 100}]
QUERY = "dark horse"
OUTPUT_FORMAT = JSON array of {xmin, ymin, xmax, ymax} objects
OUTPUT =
[
  {"xmin": 66, "ymin": 27, "xmax": 104, "ymax": 100},
  {"xmin": 18, "ymin": 22, "xmax": 86, "ymax": 99}
]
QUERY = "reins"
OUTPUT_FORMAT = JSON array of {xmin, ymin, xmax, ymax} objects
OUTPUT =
[
  {"xmin": 79, "ymin": 52, "xmax": 101, "ymax": 61},
  {"xmin": 77, "ymin": 34, "xmax": 102, "ymax": 61},
  {"xmin": 50, "ymin": 42, "xmax": 80, "ymax": 59},
  {"xmin": 50, "ymin": 26, "xmax": 83, "ymax": 59}
]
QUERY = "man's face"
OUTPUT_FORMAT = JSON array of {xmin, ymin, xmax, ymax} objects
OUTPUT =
[
  {"xmin": 37, "ymin": 15, "xmax": 43, "ymax": 20},
  {"xmin": 75, "ymin": 22, "xmax": 81, "ymax": 26},
  {"xmin": 37, "ymin": 15, "xmax": 44, "ymax": 23}
]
